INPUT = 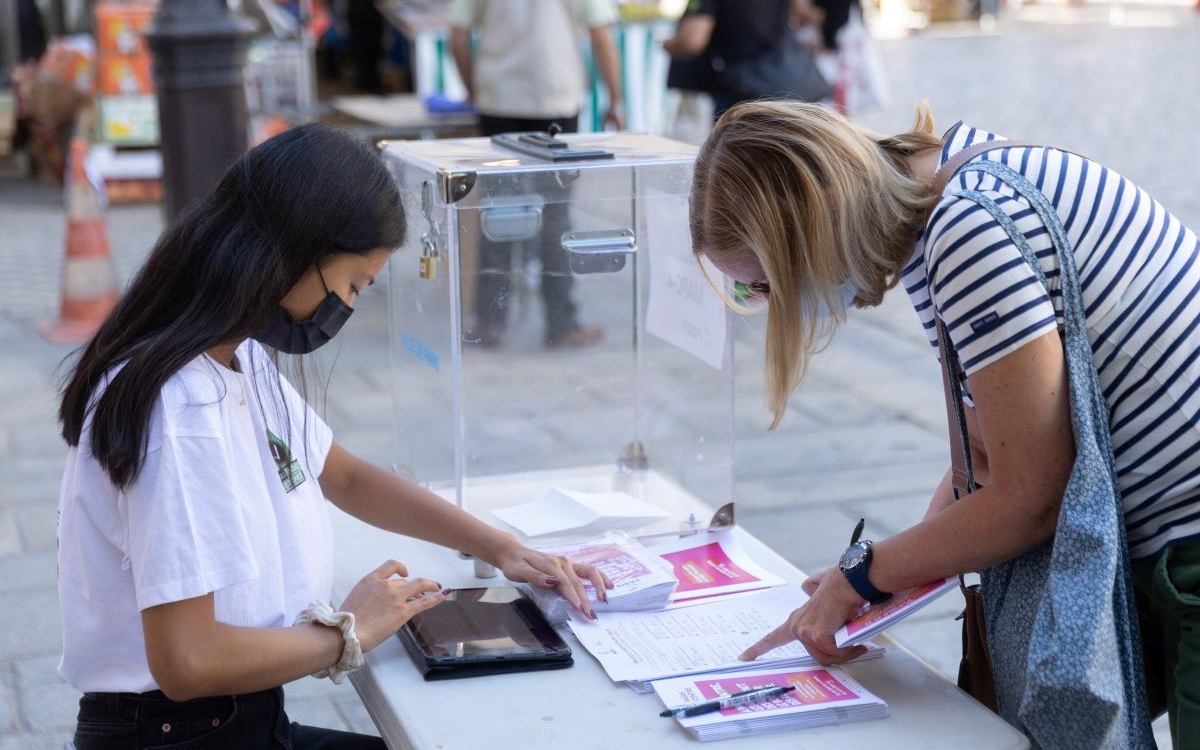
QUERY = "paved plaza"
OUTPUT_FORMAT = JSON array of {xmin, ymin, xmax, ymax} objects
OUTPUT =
[{"xmin": 0, "ymin": 3, "xmax": 1196, "ymax": 746}]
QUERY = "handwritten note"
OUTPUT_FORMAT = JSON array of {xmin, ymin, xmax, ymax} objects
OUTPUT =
[{"xmin": 644, "ymin": 192, "xmax": 728, "ymax": 370}]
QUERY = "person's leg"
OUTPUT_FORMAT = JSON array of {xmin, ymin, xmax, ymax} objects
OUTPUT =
[
  {"xmin": 289, "ymin": 722, "xmax": 387, "ymax": 749},
  {"xmin": 346, "ymin": 0, "xmax": 384, "ymax": 92},
  {"xmin": 1140, "ymin": 537, "xmax": 1200, "ymax": 749},
  {"xmin": 468, "ymin": 115, "xmax": 530, "ymax": 345},
  {"xmin": 471, "ymin": 237, "xmax": 513, "ymax": 346},
  {"xmin": 506, "ymin": 114, "xmax": 601, "ymax": 347},
  {"xmin": 539, "ymin": 190, "xmax": 584, "ymax": 345}
]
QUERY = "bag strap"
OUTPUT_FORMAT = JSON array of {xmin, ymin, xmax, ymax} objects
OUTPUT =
[
  {"xmin": 928, "ymin": 138, "xmax": 1043, "ymax": 499},
  {"xmin": 930, "ymin": 139, "xmax": 1043, "ymax": 200}
]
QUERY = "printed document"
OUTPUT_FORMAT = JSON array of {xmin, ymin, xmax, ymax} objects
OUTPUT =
[
  {"xmin": 653, "ymin": 665, "xmax": 889, "ymax": 741},
  {"xmin": 569, "ymin": 584, "xmax": 846, "ymax": 683}
]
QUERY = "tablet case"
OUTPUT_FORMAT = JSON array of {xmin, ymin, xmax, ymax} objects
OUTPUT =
[{"xmin": 397, "ymin": 586, "xmax": 573, "ymax": 681}]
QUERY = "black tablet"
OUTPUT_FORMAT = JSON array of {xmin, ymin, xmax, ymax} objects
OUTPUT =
[{"xmin": 396, "ymin": 586, "xmax": 573, "ymax": 681}]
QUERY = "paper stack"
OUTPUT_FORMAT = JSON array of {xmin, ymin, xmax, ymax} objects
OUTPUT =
[
  {"xmin": 653, "ymin": 665, "xmax": 889, "ymax": 741},
  {"xmin": 834, "ymin": 577, "xmax": 958, "ymax": 647},
  {"xmin": 517, "ymin": 532, "xmax": 679, "ymax": 624},
  {"xmin": 647, "ymin": 532, "xmax": 787, "ymax": 605},
  {"xmin": 567, "ymin": 583, "xmax": 885, "ymax": 690}
]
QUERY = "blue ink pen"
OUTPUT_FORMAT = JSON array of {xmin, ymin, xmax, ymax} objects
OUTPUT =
[{"xmin": 659, "ymin": 685, "xmax": 796, "ymax": 718}]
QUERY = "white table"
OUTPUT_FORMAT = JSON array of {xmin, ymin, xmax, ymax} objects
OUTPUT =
[{"xmin": 330, "ymin": 482, "xmax": 1029, "ymax": 750}]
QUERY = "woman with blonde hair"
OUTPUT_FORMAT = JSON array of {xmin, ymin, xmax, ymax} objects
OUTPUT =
[{"xmin": 692, "ymin": 100, "xmax": 1199, "ymax": 748}]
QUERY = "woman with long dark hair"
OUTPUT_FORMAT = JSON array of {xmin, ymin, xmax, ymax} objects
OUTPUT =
[{"xmin": 56, "ymin": 124, "xmax": 607, "ymax": 750}]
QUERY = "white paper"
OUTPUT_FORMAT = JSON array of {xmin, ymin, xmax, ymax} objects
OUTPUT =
[
  {"xmin": 517, "ymin": 531, "xmax": 678, "ymax": 623},
  {"xmin": 644, "ymin": 192, "xmax": 728, "ymax": 370},
  {"xmin": 491, "ymin": 488, "xmax": 671, "ymax": 538},
  {"xmin": 567, "ymin": 584, "xmax": 816, "ymax": 683}
]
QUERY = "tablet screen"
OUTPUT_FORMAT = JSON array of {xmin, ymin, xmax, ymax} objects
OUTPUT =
[{"xmin": 401, "ymin": 586, "xmax": 571, "ymax": 664}]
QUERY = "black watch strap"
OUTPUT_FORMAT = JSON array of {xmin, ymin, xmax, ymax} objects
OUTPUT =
[{"xmin": 842, "ymin": 542, "xmax": 892, "ymax": 605}]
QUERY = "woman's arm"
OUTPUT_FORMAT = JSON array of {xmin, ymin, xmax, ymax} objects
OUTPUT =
[
  {"xmin": 924, "ymin": 387, "xmax": 991, "ymax": 520},
  {"xmin": 662, "ymin": 13, "xmax": 715, "ymax": 59},
  {"xmin": 589, "ymin": 25, "xmax": 625, "ymax": 130},
  {"xmin": 142, "ymin": 559, "xmax": 444, "ymax": 702},
  {"xmin": 318, "ymin": 443, "xmax": 609, "ymax": 614},
  {"xmin": 448, "ymin": 25, "xmax": 473, "ymax": 101},
  {"xmin": 874, "ymin": 329, "xmax": 1073, "ymax": 584},
  {"xmin": 742, "ymin": 329, "xmax": 1074, "ymax": 663}
]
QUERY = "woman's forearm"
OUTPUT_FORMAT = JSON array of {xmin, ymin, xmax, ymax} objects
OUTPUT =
[
  {"xmin": 143, "ymin": 601, "xmax": 344, "ymax": 702},
  {"xmin": 325, "ymin": 452, "xmax": 519, "ymax": 565}
]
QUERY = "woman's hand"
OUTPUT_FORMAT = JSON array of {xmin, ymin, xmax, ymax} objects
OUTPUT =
[
  {"xmin": 739, "ymin": 568, "xmax": 868, "ymax": 665},
  {"xmin": 337, "ymin": 559, "xmax": 447, "ymax": 653},
  {"xmin": 493, "ymin": 543, "xmax": 613, "ymax": 620}
]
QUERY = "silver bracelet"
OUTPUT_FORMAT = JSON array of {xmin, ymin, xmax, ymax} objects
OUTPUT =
[{"xmin": 294, "ymin": 601, "xmax": 365, "ymax": 684}]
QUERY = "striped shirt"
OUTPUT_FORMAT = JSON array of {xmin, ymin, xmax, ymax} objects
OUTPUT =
[{"xmin": 901, "ymin": 122, "xmax": 1200, "ymax": 559}]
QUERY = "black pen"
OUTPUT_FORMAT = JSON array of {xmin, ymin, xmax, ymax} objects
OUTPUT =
[
  {"xmin": 849, "ymin": 517, "xmax": 865, "ymax": 546},
  {"xmin": 659, "ymin": 685, "xmax": 796, "ymax": 718}
]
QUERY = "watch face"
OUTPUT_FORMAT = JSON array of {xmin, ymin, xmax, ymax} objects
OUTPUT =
[{"xmin": 840, "ymin": 543, "xmax": 868, "ymax": 570}]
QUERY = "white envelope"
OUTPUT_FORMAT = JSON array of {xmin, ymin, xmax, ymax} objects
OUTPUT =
[{"xmin": 491, "ymin": 488, "xmax": 671, "ymax": 538}]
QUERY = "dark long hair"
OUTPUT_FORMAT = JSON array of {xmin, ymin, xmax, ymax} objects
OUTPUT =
[{"xmin": 59, "ymin": 124, "xmax": 407, "ymax": 488}]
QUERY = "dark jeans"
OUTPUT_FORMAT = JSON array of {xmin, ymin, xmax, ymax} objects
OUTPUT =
[
  {"xmin": 73, "ymin": 687, "xmax": 385, "ymax": 750},
  {"xmin": 475, "ymin": 113, "xmax": 581, "ymax": 342}
]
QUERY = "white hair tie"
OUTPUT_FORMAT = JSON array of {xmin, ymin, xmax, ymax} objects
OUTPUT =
[{"xmin": 294, "ymin": 601, "xmax": 364, "ymax": 684}]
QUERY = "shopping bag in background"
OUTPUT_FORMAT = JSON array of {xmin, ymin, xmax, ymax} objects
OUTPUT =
[
  {"xmin": 668, "ymin": 91, "xmax": 713, "ymax": 145},
  {"xmin": 834, "ymin": 9, "xmax": 890, "ymax": 118}
]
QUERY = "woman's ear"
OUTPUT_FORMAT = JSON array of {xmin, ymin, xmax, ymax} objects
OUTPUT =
[{"xmin": 710, "ymin": 251, "xmax": 768, "ymax": 286}]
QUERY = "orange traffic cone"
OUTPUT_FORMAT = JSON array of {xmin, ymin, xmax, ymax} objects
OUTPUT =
[{"xmin": 36, "ymin": 137, "xmax": 120, "ymax": 345}]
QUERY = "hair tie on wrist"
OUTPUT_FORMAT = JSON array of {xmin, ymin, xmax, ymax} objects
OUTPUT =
[{"xmin": 294, "ymin": 601, "xmax": 364, "ymax": 684}]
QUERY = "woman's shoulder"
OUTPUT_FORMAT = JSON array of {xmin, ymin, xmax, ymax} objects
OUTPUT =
[
  {"xmin": 937, "ymin": 121, "xmax": 1004, "ymax": 167},
  {"xmin": 163, "ymin": 354, "xmax": 234, "ymax": 403}
]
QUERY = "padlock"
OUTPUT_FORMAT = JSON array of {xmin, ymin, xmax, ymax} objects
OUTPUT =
[
  {"xmin": 419, "ymin": 253, "xmax": 438, "ymax": 280},
  {"xmin": 419, "ymin": 233, "xmax": 439, "ymax": 280}
]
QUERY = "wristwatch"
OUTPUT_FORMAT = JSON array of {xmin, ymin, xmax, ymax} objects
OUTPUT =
[{"xmin": 839, "ymin": 540, "xmax": 893, "ymax": 606}]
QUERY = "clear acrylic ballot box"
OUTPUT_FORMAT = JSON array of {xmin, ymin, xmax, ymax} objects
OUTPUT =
[{"xmin": 379, "ymin": 132, "xmax": 735, "ymax": 538}]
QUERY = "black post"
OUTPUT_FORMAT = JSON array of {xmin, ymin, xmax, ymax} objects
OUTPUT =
[{"xmin": 144, "ymin": 0, "xmax": 254, "ymax": 220}]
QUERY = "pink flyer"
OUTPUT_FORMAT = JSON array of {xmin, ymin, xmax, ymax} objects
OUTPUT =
[{"xmin": 661, "ymin": 541, "xmax": 758, "ymax": 594}]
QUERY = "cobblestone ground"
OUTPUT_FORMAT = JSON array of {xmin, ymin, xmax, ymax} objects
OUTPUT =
[{"xmin": 0, "ymin": 4, "xmax": 1195, "ymax": 746}]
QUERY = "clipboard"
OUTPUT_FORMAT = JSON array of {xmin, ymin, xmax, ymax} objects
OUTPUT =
[{"xmin": 396, "ymin": 586, "xmax": 573, "ymax": 681}]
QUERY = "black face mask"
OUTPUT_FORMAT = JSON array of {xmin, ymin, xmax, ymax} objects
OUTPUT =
[{"xmin": 255, "ymin": 289, "xmax": 354, "ymax": 355}]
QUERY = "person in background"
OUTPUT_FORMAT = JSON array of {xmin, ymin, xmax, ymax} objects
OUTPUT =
[
  {"xmin": 346, "ymin": 0, "xmax": 385, "ymax": 93},
  {"xmin": 56, "ymin": 124, "xmax": 610, "ymax": 750},
  {"xmin": 810, "ymin": 0, "xmax": 858, "ymax": 51},
  {"xmin": 449, "ymin": 0, "xmax": 623, "ymax": 349},
  {"xmin": 662, "ymin": 0, "xmax": 820, "ymax": 120},
  {"xmin": 688, "ymin": 99, "xmax": 1200, "ymax": 748}
]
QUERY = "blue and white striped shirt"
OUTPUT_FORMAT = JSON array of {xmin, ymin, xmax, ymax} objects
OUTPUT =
[{"xmin": 901, "ymin": 122, "xmax": 1200, "ymax": 559}]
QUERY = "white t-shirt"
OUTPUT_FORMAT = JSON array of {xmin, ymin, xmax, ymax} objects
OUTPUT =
[
  {"xmin": 57, "ymin": 341, "xmax": 334, "ymax": 693},
  {"xmin": 902, "ymin": 122, "xmax": 1200, "ymax": 559},
  {"xmin": 451, "ymin": 0, "xmax": 617, "ymax": 119}
]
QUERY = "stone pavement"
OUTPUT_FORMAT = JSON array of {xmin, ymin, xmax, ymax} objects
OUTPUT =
[{"xmin": 1, "ymin": 3, "xmax": 1196, "ymax": 747}]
